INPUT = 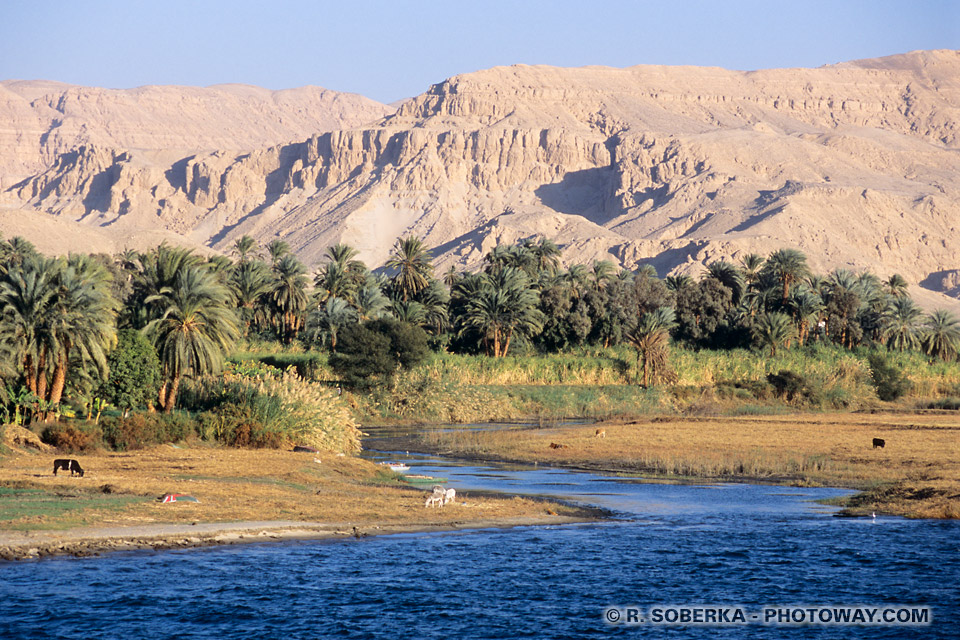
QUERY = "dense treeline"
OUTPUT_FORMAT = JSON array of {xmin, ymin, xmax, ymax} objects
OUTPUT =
[{"xmin": 1, "ymin": 232, "xmax": 958, "ymax": 429}]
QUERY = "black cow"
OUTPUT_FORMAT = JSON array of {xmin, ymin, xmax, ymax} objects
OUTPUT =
[
  {"xmin": 53, "ymin": 459, "xmax": 84, "ymax": 477},
  {"xmin": 872, "ymin": 438, "xmax": 886, "ymax": 449}
]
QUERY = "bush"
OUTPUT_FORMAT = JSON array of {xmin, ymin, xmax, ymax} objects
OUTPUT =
[
  {"xmin": 766, "ymin": 370, "xmax": 808, "ymax": 402},
  {"xmin": 189, "ymin": 368, "xmax": 361, "ymax": 452},
  {"xmin": 41, "ymin": 422, "xmax": 103, "ymax": 452},
  {"xmin": 100, "ymin": 412, "xmax": 198, "ymax": 451},
  {"xmin": 330, "ymin": 318, "xmax": 430, "ymax": 389},
  {"xmin": 868, "ymin": 354, "xmax": 912, "ymax": 401},
  {"xmin": 101, "ymin": 329, "xmax": 162, "ymax": 414}
]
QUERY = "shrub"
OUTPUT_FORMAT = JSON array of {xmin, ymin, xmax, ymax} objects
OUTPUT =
[
  {"xmin": 101, "ymin": 414, "xmax": 161, "ymax": 451},
  {"xmin": 99, "ymin": 412, "xmax": 197, "ymax": 450},
  {"xmin": 330, "ymin": 318, "xmax": 429, "ymax": 389},
  {"xmin": 189, "ymin": 369, "xmax": 361, "ymax": 452},
  {"xmin": 101, "ymin": 329, "xmax": 162, "ymax": 414},
  {"xmin": 41, "ymin": 422, "xmax": 103, "ymax": 452},
  {"xmin": 766, "ymin": 370, "xmax": 808, "ymax": 402},
  {"xmin": 868, "ymin": 353, "xmax": 912, "ymax": 401}
]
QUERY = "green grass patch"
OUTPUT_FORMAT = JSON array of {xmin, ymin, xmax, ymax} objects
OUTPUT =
[{"xmin": 0, "ymin": 487, "xmax": 142, "ymax": 531}]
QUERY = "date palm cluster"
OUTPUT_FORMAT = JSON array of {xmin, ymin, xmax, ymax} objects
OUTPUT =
[{"xmin": 1, "ymin": 233, "xmax": 957, "ymax": 422}]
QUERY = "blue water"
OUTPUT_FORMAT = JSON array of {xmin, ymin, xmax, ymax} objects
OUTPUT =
[{"xmin": 2, "ymin": 453, "xmax": 958, "ymax": 639}]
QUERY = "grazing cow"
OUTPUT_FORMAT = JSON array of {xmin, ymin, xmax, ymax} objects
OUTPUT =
[
  {"xmin": 595, "ymin": 428, "xmax": 606, "ymax": 439},
  {"xmin": 425, "ymin": 494, "xmax": 444, "ymax": 508},
  {"xmin": 443, "ymin": 488, "xmax": 456, "ymax": 505},
  {"xmin": 872, "ymin": 438, "xmax": 886, "ymax": 449},
  {"xmin": 53, "ymin": 459, "xmax": 84, "ymax": 477}
]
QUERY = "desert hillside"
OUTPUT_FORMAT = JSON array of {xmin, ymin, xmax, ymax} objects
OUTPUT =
[{"xmin": 1, "ymin": 51, "xmax": 958, "ymax": 304}]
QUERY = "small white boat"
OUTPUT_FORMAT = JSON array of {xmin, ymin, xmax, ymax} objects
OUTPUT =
[{"xmin": 381, "ymin": 462, "xmax": 410, "ymax": 472}]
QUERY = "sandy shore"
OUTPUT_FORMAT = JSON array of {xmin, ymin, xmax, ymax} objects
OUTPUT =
[{"xmin": 0, "ymin": 514, "xmax": 594, "ymax": 561}]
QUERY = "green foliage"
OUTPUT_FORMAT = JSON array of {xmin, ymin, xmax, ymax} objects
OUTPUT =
[
  {"xmin": 145, "ymin": 264, "xmax": 240, "ymax": 411},
  {"xmin": 868, "ymin": 353, "xmax": 912, "ymax": 401},
  {"xmin": 102, "ymin": 329, "xmax": 161, "ymax": 413},
  {"xmin": 188, "ymin": 367, "xmax": 360, "ymax": 452},
  {"xmin": 330, "ymin": 318, "xmax": 429, "ymax": 388}
]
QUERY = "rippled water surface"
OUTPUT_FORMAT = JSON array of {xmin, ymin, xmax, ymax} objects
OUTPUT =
[{"xmin": 2, "ymin": 451, "xmax": 958, "ymax": 639}]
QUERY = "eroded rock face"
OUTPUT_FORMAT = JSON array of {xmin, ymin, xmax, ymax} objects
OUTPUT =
[
  {"xmin": 2, "ymin": 51, "xmax": 959, "ymax": 302},
  {"xmin": 0, "ymin": 81, "xmax": 393, "ymax": 188}
]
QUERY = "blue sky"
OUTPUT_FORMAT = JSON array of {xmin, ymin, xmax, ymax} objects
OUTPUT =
[{"xmin": 2, "ymin": 0, "xmax": 957, "ymax": 103}]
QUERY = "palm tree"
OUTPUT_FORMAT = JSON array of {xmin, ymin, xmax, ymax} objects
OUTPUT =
[
  {"xmin": 920, "ymin": 309, "xmax": 960, "ymax": 361},
  {"xmin": 386, "ymin": 236, "xmax": 434, "ymax": 302},
  {"xmin": 528, "ymin": 238, "xmax": 561, "ymax": 276},
  {"xmin": 564, "ymin": 264, "xmax": 589, "ymax": 299},
  {"xmin": 231, "ymin": 235, "xmax": 260, "ymax": 263},
  {"xmin": 880, "ymin": 297, "xmax": 924, "ymax": 352},
  {"xmin": 625, "ymin": 307, "xmax": 676, "ymax": 387},
  {"xmin": 665, "ymin": 275, "xmax": 693, "ymax": 293},
  {"xmin": 355, "ymin": 284, "xmax": 391, "ymax": 322},
  {"xmin": 824, "ymin": 269, "xmax": 865, "ymax": 348},
  {"xmin": 788, "ymin": 289, "xmax": 824, "ymax": 346},
  {"xmin": 270, "ymin": 254, "xmax": 309, "ymax": 343},
  {"xmin": 442, "ymin": 265, "xmax": 461, "ymax": 289},
  {"xmin": 705, "ymin": 261, "xmax": 746, "ymax": 305},
  {"xmin": 314, "ymin": 260, "xmax": 358, "ymax": 304},
  {"xmin": 752, "ymin": 311, "xmax": 796, "ymax": 357},
  {"xmin": 590, "ymin": 260, "xmax": 616, "ymax": 291},
  {"xmin": 145, "ymin": 266, "xmax": 239, "ymax": 412},
  {"xmin": 462, "ymin": 268, "xmax": 544, "ymax": 357},
  {"xmin": 131, "ymin": 244, "xmax": 202, "ymax": 328},
  {"xmin": 762, "ymin": 248, "xmax": 811, "ymax": 303},
  {"xmin": 884, "ymin": 274, "xmax": 909, "ymax": 299},
  {"xmin": 634, "ymin": 264, "xmax": 659, "ymax": 280},
  {"xmin": 391, "ymin": 300, "xmax": 427, "ymax": 326},
  {"xmin": 266, "ymin": 239, "xmax": 291, "ymax": 266},
  {"xmin": 739, "ymin": 253, "xmax": 765, "ymax": 286},
  {"xmin": 228, "ymin": 259, "xmax": 272, "ymax": 335},
  {"xmin": 43, "ymin": 255, "xmax": 117, "ymax": 416},
  {"xmin": 306, "ymin": 297, "xmax": 357, "ymax": 352},
  {"xmin": 0, "ymin": 255, "xmax": 56, "ymax": 408},
  {"xmin": 417, "ymin": 279, "xmax": 450, "ymax": 334}
]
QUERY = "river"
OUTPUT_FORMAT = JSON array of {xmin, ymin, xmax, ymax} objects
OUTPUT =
[{"xmin": 1, "ymin": 427, "xmax": 957, "ymax": 639}]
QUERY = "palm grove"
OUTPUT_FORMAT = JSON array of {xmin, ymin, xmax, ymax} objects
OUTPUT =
[{"xmin": 1, "ymin": 233, "xmax": 959, "ymax": 431}]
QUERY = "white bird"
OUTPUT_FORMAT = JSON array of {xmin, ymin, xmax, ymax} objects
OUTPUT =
[{"xmin": 872, "ymin": 512, "xmax": 876, "ymax": 520}]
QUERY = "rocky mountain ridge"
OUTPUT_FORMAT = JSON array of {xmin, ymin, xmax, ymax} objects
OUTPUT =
[{"xmin": 1, "ymin": 51, "xmax": 958, "ymax": 305}]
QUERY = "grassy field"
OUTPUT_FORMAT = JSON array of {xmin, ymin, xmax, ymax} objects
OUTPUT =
[
  {"xmin": 419, "ymin": 411, "xmax": 960, "ymax": 519},
  {"xmin": 0, "ymin": 441, "xmax": 588, "ymax": 535},
  {"xmin": 329, "ymin": 345, "xmax": 960, "ymax": 423}
]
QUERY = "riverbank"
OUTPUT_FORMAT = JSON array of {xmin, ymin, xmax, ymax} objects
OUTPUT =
[
  {"xmin": 413, "ymin": 411, "xmax": 960, "ymax": 519},
  {"xmin": 0, "ymin": 444, "xmax": 602, "ymax": 560}
]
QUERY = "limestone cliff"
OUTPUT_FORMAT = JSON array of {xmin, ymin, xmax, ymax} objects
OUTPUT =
[{"xmin": 2, "ymin": 51, "xmax": 959, "ymax": 305}]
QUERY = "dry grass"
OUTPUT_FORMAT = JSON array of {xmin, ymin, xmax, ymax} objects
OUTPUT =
[
  {"xmin": 423, "ymin": 411, "xmax": 960, "ymax": 519},
  {"xmin": 0, "ymin": 445, "xmax": 584, "ymax": 532}
]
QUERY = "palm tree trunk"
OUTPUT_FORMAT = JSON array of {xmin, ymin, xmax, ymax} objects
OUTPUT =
[
  {"xmin": 164, "ymin": 375, "xmax": 181, "ymax": 413},
  {"xmin": 502, "ymin": 329, "xmax": 514, "ymax": 358},
  {"xmin": 36, "ymin": 349, "xmax": 47, "ymax": 408},
  {"xmin": 158, "ymin": 381, "xmax": 169, "ymax": 411},
  {"xmin": 24, "ymin": 355, "xmax": 36, "ymax": 395},
  {"xmin": 47, "ymin": 352, "xmax": 69, "ymax": 420}
]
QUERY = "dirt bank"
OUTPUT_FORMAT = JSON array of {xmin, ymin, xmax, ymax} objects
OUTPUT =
[{"xmin": 0, "ymin": 444, "xmax": 603, "ymax": 560}]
